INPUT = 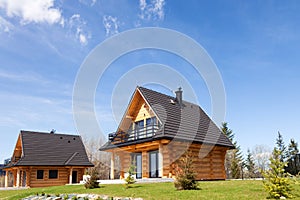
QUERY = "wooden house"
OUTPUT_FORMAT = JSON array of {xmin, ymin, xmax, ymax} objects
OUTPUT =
[
  {"xmin": 100, "ymin": 86, "xmax": 234, "ymax": 180},
  {"xmin": 4, "ymin": 131, "xmax": 93, "ymax": 188}
]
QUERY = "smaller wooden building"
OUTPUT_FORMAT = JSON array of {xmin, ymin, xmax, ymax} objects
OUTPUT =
[{"xmin": 4, "ymin": 130, "xmax": 93, "ymax": 188}]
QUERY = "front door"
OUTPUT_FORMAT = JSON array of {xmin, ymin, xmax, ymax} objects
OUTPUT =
[
  {"xmin": 149, "ymin": 151, "xmax": 159, "ymax": 178},
  {"xmin": 131, "ymin": 153, "xmax": 142, "ymax": 179},
  {"xmin": 72, "ymin": 171, "xmax": 77, "ymax": 183}
]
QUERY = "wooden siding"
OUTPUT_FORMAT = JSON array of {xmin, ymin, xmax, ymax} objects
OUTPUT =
[
  {"xmin": 30, "ymin": 167, "xmax": 69, "ymax": 188},
  {"xmin": 115, "ymin": 139, "xmax": 228, "ymax": 180},
  {"xmin": 7, "ymin": 166, "xmax": 87, "ymax": 188},
  {"xmin": 168, "ymin": 141, "xmax": 228, "ymax": 180},
  {"xmin": 134, "ymin": 103, "xmax": 155, "ymax": 122}
]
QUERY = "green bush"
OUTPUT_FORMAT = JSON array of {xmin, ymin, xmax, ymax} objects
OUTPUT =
[
  {"xmin": 263, "ymin": 148, "xmax": 293, "ymax": 199},
  {"xmin": 174, "ymin": 150, "xmax": 200, "ymax": 190},
  {"xmin": 124, "ymin": 164, "xmax": 136, "ymax": 188},
  {"xmin": 84, "ymin": 168, "xmax": 100, "ymax": 189}
]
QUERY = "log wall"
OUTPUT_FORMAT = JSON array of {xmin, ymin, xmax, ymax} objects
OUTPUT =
[
  {"xmin": 29, "ymin": 166, "xmax": 69, "ymax": 188},
  {"xmin": 116, "ymin": 140, "xmax": 229, "ymax": 180},
  {"xmin": 167, "ymin": 141, "xmax": 228, "ymax": 180}
]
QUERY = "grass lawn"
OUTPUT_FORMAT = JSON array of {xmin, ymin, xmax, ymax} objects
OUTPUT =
[{"xmin": 1, "ymin": 180, "xmax": 300, "ymax": 200}]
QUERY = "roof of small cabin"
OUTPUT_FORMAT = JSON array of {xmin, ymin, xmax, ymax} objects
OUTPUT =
[
  {"xmin": 6, "ymin": 130, "xmax": 93, "ymax": 167},
  {"xmin": 100, "ymin": 86, "xmax": 235, "ymax": 150}
]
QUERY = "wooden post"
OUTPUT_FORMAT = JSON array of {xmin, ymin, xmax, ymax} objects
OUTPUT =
[
  {"xmin": 16, "ymin": 169, "xmax": 20, "ymax": 187},
  {"xmin": 159, "ymin": 142, "xmax": 163, "ymax": 177},
  {"xmin": 119, "ymin": 153, "xmax": 124, "ymax": 179},
  {"xmin": 69, "ymin": 168, "xmax": 73, "ymax": 184},
  {"xmin": 4, "ymin": 170, "xmax": 8, "ymax": 187},
  {"xmin": 142, "ymin": 151, "xmax": 147, "ymax": 178},
  {"xmin": 13, "ymin": 170, "xmax": 17, "ymax": 187},
  {"xmin": 26, "ymin": 169, "xmax": 30, "ymax": 187},
  {"xmin": 110, "ymin": 152, "xmax": 115, "ymax": 180}
]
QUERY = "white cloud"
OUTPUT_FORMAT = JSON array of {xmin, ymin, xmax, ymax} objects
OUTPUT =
[
  {"xmin": 68, "ymin": 14, "xmax": 90, "ymax": 45},
  {"xmin": 0, "ymin": 0, "xmax": 63, "ymax": 25},
  {"xmin": 103, "ymin": 15, "xmax": 119, "ymax": 36},
  {"xmin": 79, "ymin": 32, "xmax": 87, "ymax": 44},
  {"xmin": 78, "ymin": 0, "xmax": 97, "ymax": 6},
  {"xmin": 0, "ymin": 15, "xmax": 13, "ymax": 33},
  {"xmin": 139, "ymin": 0, "xmax": 165, "ymax": 21}
]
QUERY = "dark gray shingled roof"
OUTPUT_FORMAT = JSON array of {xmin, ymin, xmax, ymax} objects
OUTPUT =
[
  {"xmin": 100, "ymin": 86, "xmax": 235, "ymax": 150},
  {"xmin": 10, "ymin": 131, "xmax": 93, "ymax": 167}
]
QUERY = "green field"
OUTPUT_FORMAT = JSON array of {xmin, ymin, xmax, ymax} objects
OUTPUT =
[{"xmin": 1, "ymin": 180, "xmax": 300, "ymax": 200}]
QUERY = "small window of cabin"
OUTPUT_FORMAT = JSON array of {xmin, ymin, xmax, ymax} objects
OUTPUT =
[
  {"xmin": 49, "ymin": 170, "xmax": 58, "ymax": 179},
  {"xmin": 37, "ymin": 170, "xmax": 44, "ymax": 179},
  {"xmin": 146, "ymin": 117, "xmax": 157, "ymax": 126}
]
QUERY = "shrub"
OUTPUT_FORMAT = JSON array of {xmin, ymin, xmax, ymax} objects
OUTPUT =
[
  {"xmin": 84, "ymin": 168, "xmax": 100, "ymax": 189},
  {"xmin": 263, "ymin": 148, "xmax": 293, "ymax": 199},
  {"xmin": 174, "ymin": 150, "xmax": 200, "ymax": 190},
  {"xmin": 124, "ymin": 163, "xmax": 136, "ymax": 188}
]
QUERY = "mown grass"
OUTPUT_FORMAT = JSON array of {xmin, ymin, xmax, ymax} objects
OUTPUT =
[{"xmin": 0, "ymin": 180, "xmax": 300, "ymax": 200}]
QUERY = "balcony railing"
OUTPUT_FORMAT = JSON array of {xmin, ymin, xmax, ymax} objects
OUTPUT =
[{"xmin": 108, "ymin": 124, "xmax": 160, "ymax": 144}]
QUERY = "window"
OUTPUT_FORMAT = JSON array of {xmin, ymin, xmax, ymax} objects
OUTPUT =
[
  {"xmin": 37, "ymin": 170, "xmax": 44, "ymax": 179},
  {"xmin": 146, "ymin": 117, "xmax": 157, "ymax": 126},
  {"xmin": 131, "ymin": 153, "xmax": 142, "ymax": 179},
  {"xmin": 135, "ymin": 120, "xmax": 144, "ymax": 130},
  {"xmin": 49, "ymin": 170, "xmax": 58, "ymax": 179},
  {"xmin": 149, "ymin": 151, "xmax": 159, "ymax": 178}
]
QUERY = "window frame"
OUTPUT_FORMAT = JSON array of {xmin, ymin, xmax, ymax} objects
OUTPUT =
[
  {"xmin": 48, "ymin": 169, "xmax": 58, "ymax": 179},
  {"xmin": 36, "ymin": 170, "xmax": 44, "ymax": 179}
]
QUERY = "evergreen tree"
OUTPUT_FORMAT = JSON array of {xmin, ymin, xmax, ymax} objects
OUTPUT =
[
  {"xmin": 263, "ymin": 148, "xmax": 293, "ymax": 199},
  {"xmin": 221, "ymin": 122, "xmax": 243, "ymax": 179},
  {"xmin": 276, "ymin": 131, "xmax": 287, "ymax": 162},
  {"xmin": 287, "ymin": 139, "xmax": 299, "ymax": 159},
  {"xmin": 221, "ymin": 122, "xmax": 234, "ymax": 142},
  {"xmin": 174, "ymin": 150, "xmax": 199, "ymax": 190},
  {"xmin": 246, "ymin": 149, "xmax": 256, "ymax": 178},
  {"xmin": 124, "ymin": 163, "xmax": 136, "ymax": 188},
  {"xmin": 286, "ymin": 139, "xmax": 299, "ymax": 175},
  {"xmin": 231, "ymin": 143, "xmax": 243, "ymax": 179},
  {"xmin": 221, "ymin": 122, "xmax": 234, "ymax": 178}
]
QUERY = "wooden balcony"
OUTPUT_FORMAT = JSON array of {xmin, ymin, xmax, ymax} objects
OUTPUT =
[{"xmin": 109, "ymin": 124, "xmax": 161, "ymax": 144}]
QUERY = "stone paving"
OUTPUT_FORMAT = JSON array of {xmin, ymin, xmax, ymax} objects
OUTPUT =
[{"xmin": 22, "ymin": 194, "xmax": 143, "ymax": 200}]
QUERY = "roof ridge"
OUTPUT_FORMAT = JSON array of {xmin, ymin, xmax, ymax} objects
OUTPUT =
[
  {"xmin": 138, "ymin": 86, "xmax": 176, "ymax": 100},
  {"xmin": 20, "ymin": 130, "xmax": 80, "ymax": 137}
]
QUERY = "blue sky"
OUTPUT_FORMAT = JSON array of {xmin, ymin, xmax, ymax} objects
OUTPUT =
[{"xmin": 0, "ymin": 0, "xmax": 300, "ymax": 162}]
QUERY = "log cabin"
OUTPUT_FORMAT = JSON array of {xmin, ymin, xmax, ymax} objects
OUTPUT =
[
  {"xmin": 4, "ymin": 130, "xmax": 93, "ymax": 188},
  {"xmin": 100, "ymin": 86, "xmax": 235, "ymax": 180}
]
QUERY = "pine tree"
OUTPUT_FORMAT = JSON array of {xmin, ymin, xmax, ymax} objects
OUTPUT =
[
  {"xmin": 287, "ymin": 139, "xmax": 299, "ymax": 159},
  {"xmin": 221, "ymin": 122, "xmax": 234, "ymax": 142},
  {"xmin": 221, "ymin": 122, "xmax": 234, "ymax": 178},
  {"xmin": 286, "ymin": 139, "xmax": 299, "ymax": 175},
  {"xmin": 246, "ymin": 149, "xmax": 256, "ymax": 178},
  {"xmin": 174, "ymin": 150, "xmax": 199, "ymax": 190},
  {"xmin": 276, "ymin": 131, "xmax": 287, "ymax": 162},
  {"xmin": 124, "ymin": 163, "xmax": 136, "ymax": 188},
  {"xmin": 221, "ymin": 122, "xmax": 243, "ymax": 179},
  {"xmin": 231, "ymin": 142, "xmax": 243, "ymax": 179},
  {"xmin": 263, "ymin": 148, "xmax": 293, "ymax": 199}
]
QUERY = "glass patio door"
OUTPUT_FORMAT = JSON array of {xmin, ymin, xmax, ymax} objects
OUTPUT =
[
  {"xmin": 131, "ymin": 153, "xmax": 142, "ymax": 179},
  {"xmin": 149, "ymin": 150, "xmax": 159, "ymax": 178}
]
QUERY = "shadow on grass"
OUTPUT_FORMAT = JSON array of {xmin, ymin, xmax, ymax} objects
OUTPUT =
[{"xmin": 125, "ymin": 185, "xmax": 142, "ymax": 189}]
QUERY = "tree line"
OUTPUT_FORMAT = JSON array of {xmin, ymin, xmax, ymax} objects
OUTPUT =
[{"xmin": 221, "ymin": 122, "xmax": 299, "ymax": 179}]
